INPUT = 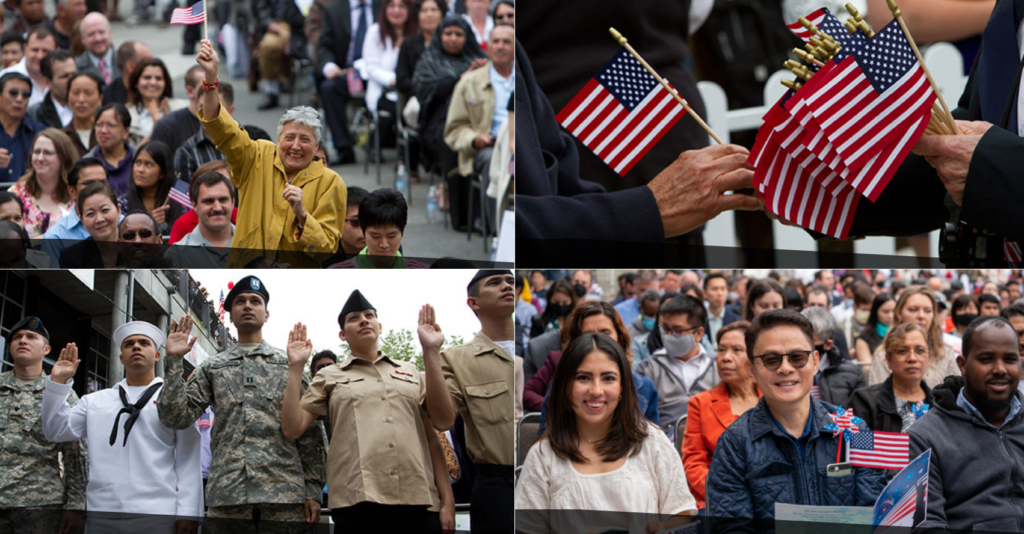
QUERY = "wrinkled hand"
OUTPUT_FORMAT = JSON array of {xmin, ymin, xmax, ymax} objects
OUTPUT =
[
  {"xmin": 174, "ymin": 519, "xmax": 198, "ymax": 534},
  {"xmin": 196, "ymin": 39, "xmax": 219, "ymax": 82},
  {"xmin": 167, "ymin": 315, "xmax": 198, "ymax": 357},
  {"xmin": 473, "ymin": 134, "xmax": 495, "ymax": 149},
  {"xmin": 0, "ymin": 148, "xmax": 11, "ymax": 168},
  {"xmin": 303, "ymin": 499, "xmax": 320, "ymax": 526},
  {"xmin": 417, "ymin": 304, "xmax": 445, "ymax": 353},
  {"xmin": 911, "ymin": 120, "xmax": 994, "ymax": 206},
  {"xmin": 287, "ymin": 322, "xmax": 313, "ymax": 368},
  {"xmin": 52, "ymin": 343, "xmax": 80, "ymax": 384},
  {"xmin": 283, "ymin": 184, "xmax": 306, "ymax": 222},
  {"xmin": 647, "ymin": 144, "xmax": 762, "ymax": 238},
  {"xmin": 59, "ymin": 510, "xmax": 82, "ymax": 534}
]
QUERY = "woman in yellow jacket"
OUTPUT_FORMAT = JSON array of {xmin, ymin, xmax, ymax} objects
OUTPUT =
[{"xmin": 195, "ymin": 39, "xmax": 347, "ymax": 268}]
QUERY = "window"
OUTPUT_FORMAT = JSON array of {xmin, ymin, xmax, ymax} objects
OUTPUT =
[
  {"xmin": 86, "ymin": 328, "xmax": 111, "ymax": 393},
  {"xmin": 0, "ymin": 271, "xmax": 27, "ymax": 373}
]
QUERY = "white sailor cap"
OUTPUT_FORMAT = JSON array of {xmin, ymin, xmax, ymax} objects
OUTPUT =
[{"xmin": 112, "ymin": 321, "xmax": 166, "ymax": 350}]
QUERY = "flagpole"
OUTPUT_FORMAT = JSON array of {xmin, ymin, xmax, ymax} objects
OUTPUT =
[
  {"xmin": 608, "ymin": 27, "xmax": 724, "ymax": 145},
  {"xmin": 203, "ymin": 0, "xmax": 208, "ymax": 42},
  {"xmin": 886, "ymin": 0, "xmax": 961, "ymax": 134}
]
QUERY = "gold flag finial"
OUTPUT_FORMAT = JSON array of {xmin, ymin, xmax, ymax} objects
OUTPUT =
[
  {"xmin": 886, "ymin": 0, "xmax": 901, "ymax": 18},
  {"xmin": 608, "ymin": 27, "xmax": 626, "ymax": 45}
]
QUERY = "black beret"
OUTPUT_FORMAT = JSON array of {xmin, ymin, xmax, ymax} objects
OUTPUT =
[
  {"xmin": 225, "ymin": 275, "xmax": 269, "ymax": 309},
  {"xmin": 338, "ymin": 290, "xmax": 375, "ymax": 328},
  {"xmin": 467, "ymin": 269, "xmax": 513, "ymax": 295},
  {"xmin": 9, "ymin": 316, "xmax": 49, "ymax": 342}
]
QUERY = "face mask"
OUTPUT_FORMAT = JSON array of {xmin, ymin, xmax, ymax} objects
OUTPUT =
[
  {"xmin": 844, "ymin": 299, "xmax": 854, "ymax": 309},
  {"xmin": 855, "ymin": 310, "xmax": 870, "ymax": 324},
  {"xmin": 876, "ymin": 322, "xmax": 890, "ymax": 338},
  {"xmin": 728, "ymin": 292, "xmax": 739, "ymax": 303},
  {"xmin": 954, "ymin": 313, "xmax": 978, "ymax": 329},
  {"xmin": 815, "ymin": 344, "xmax": 827, "ymax": 357},
  {"xmin": 547, "ymin": 303, "xmax": 572, "ymax": 318},
  {"xmin": 573, "ymin": 284, "xmax": 587, "ymax": 298},
  {"xmin": 642, "ymin": 317, "xmax": 656, "ymax": 332},
  {"xmin": 663, "ymin": 333, "xmax": 697, "ymax": 358}
]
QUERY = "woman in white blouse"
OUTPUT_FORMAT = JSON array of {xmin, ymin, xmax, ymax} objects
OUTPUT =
[
  {"xmin": 125, "ymin": 57, "xmax": 188, "ymax": 147},
  {"xmin": 363, "ymin": 0, "xmax": 418, "ymax": 145},
  {"xmin": 515, "ymin": 333, "xmax": 697, "ymax": 534}
]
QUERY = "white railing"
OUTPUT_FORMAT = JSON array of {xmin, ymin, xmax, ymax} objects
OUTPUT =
[{"xmin": 698, "ymin": 42, "xmax": 966, "ymax": 265}]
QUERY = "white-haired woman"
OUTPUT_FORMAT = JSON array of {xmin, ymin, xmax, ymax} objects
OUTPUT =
[{"xmin": 195, "ymin": 39, "xmax": 348, "ymax": 268}]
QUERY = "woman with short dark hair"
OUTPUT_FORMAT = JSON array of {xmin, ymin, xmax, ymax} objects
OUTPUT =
[{"xmin": 516, "ymin": 333, "xmax": 697, "ymax": 534}]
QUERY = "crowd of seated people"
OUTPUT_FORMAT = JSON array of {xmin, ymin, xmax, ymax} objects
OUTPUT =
[
  {"xmin": 0, "ymin": 0, "xmax": 513, "ymax": 268},
  {"xmin": 514, "ymin": 269, "xmax": 1024, "ymax": 531}
]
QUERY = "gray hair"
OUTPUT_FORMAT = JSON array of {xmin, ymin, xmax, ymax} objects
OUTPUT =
[
  {"xmin": 639, "ymin": 289, "xmax": 661, "ymax": 307},
  {"xmin": 276, "ymin": 106, "xmax": 322, "ymax": 144},
  {"xmin": 801, "ymin": 307, "xmax": 837, "ymax": 342}
]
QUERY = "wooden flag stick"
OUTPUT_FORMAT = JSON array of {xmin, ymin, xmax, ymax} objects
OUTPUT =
[
  {"xmin": 203, "ymin": 0, "xmax": 209, "ymax": 41},
  {"xmin": 609, "ymin": 27, "xmax": 724, "ymax": 144},
  {"xmin": 887, "ymin": 0, "xmax": 961, "ymax": 134}
]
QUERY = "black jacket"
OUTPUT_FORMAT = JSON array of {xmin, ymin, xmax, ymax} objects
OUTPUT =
[
  {"xmin": 28, "ymin": 96, "xmax": 64, "ymax": 129},
  {"xmin": 847, "ymin": 0, "xmax": 1024, "ymax": 244},
  {"xmin": 849, "ymin": 376, "xmax": 935, "ymax": 434},
  {"xmin": 814, "ymin": 346, "xmax": 866, "ymax": 408},
  {"xmin": 909, "ymin": 375, "xmax": 1024, "ymax": 532},
  {"xmin": 316, "ymin": 0, "xmax": 383, "ymax": 74}
]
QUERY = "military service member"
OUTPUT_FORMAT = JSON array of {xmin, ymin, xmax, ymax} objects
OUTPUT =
[
  {"xmin": 0, "ymin": 317, "xmax": 87, "ymax": 534},
  {"xmin": 280, "ymin": 290, "xmax": 456, "ymax": 531},
  {"xmin": 419, "ymin": 270, "xmax": 515, "ymax": 533},
  {"xmin": 156, "ymin": 276, "xmax": 327, "ymax": 530}
]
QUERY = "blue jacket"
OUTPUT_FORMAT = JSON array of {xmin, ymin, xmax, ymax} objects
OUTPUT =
[
  {"xmin": 537, "ymin": 372, "xmax": 660, "ymax": 434},
  {"xmin": 706, "ymin": 397, "xmax": 885, "ymax": 532}
]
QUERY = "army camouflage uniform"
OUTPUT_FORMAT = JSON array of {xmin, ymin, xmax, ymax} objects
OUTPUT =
[
  {"xmin": 0, "ymin": 372, "xmax": 88, "ymax": 534},
  {"xmin": 156, "ymin": 340, "xmax": 326, "ymax": 532}
]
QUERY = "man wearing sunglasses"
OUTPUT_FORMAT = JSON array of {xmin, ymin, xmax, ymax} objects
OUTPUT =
[
  {"xmin": 0, "ymin": 71, "xmax": 44, "ymax": 182},
  {"xmin": 118, "ymin": 210, "xmax": 168, "ymax": 268},
  {"xmin": 705, "ymin": 309, "xmax": 885, "ymax": 530},
  {"xmin": 636, "ymin": 294, "xmax": 720, "ymax": 437}
]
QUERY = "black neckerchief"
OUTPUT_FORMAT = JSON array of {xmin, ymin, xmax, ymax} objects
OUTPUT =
[{"xmin": 109, "ymin": 381, "xmax": 163, "ymax": 447}]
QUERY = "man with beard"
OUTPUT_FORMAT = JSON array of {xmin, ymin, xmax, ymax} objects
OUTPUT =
[
  {"xmin": 909, "ymin": 316, "xmax": 1024, "ymax": 531},
  {"xmin": 157, "ymin": 275, "xmax": 327, "ymax": 532}
]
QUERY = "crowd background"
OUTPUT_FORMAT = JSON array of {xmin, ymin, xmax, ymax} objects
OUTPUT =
[
  {"xmin": 0, "ymin": 0, "xmax": 514, "ymax": 268},
  {"xmin": 513, "ymin": 268, "xmax": 1024, "ymax": 527}
]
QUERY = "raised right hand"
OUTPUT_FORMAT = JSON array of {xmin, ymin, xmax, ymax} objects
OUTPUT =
[
  {"xmin": 151, "ymin": 204, "xmax": 169, "ymax": 225},
  {"xmin": 417, "ymin": 304, "xmax": 445, "ymax": 353},
  {"xmin": 51, "ymin": 343, "xmax": 80, "ymax": 384},
  {"xmin": 167, "ymin": 315, "xmax": 198, "ymax": 357},
  {"xmin": 646, "ymin": 143, "xmax": 762, "ymax": 238},
  {"xmin": 196, "ymin": 39, "xmax": 219, "ymax": 82},
  {"xmin": 287, "ymin": 322, "xmax": 313, "ymax": 368}
]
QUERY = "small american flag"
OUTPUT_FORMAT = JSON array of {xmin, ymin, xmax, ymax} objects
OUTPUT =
[
  {"xmin": 785, "ymin": 8, "xmax": 826, "ymax": 43},
  {"xmin": 810, "ymin": 384, "xmax": 822, "ymax": 400},
  {"xmin": 849, "ymin": 430, "xmax": 909, "ymax": 470},
  {"xmin": 556, "ymin": 47, "xmax": 685, "ymax": 177},
  {"xmin": 217, "ymin": 289, "xmax": 226, "ymax": 322},
  {"xmin": 170, "ymin": 1, "xmax": 205, "ymax": 25},
  {"xmin": 167, "ymin": 179, "xmax": 192, "ymax": 208}
]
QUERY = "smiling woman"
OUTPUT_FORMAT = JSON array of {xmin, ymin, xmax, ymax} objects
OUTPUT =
[{"xmin": 193, "ymin": 39, "xmax": 347, "ymax": 268}]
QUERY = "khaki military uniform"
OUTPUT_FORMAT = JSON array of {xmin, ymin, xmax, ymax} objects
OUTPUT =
[
  {"xmin": 302, "ymin": 352, "xmax": 440, "ymax": 511},
  {"xmin": 156, "ymin": 340, "xmax": 326, "ymax": 522},
  {"xmin": 0, "ymin": 372, "xmax": 88, "ymax": 533},
  {"xmin": 439, "ymin": 331, "xmax": 514, "ymax": 533}
]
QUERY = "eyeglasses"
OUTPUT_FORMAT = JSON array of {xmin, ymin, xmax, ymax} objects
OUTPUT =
[
  {"xmin": 752, "ymin": 350, "xmax": 812, "ymax": 371},
  {"xmin": 7, "ymin": 89, "xmax": 30, "ymax": 99},
  {"xmin": 345, "ymin": 217, "xmax": 360, "ymax": 227},
  {"xmin": 121, "ymin": 229, "xmax": 154, "ymax": 240},
  {"xmin": 892, "ymin": 347, "xmax": 930, "ymax": 359},
  {"xmin": 660, "ymin": 324, "xmax": 700, "ymax": 337}
]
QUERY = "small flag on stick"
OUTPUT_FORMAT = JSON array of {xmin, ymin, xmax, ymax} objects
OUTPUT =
[
  {"xmin": 167, "ymin": 179, "xmax": 192, "ymax": 208},
  {"xmin": 170, "ymin": 1, "xmax": 205, "ymax": 24},
  {"xmin": 850, "ymin": 430, "xmax": 910, "ymax": 470}
]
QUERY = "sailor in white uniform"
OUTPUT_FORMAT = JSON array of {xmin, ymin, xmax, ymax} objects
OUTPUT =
[{"xmin": 40, "ymin": 319, "xmax": 203, "ymax": 533}]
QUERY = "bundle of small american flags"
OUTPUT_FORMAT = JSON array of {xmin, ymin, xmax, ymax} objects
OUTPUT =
[{"xmin": 749, "ymin": 6, "xmax": 942, "ymax": 240}]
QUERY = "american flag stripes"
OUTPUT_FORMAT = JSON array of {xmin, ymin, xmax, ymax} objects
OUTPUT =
[
  {"xmin": 556, "ymin": 47, "xmax": 685, "ymax": 177},
  {"xmin": 849, "ymin": 430, "xmax": 910, "ymax": 470},
  {"xmin": 170, "ymin": 1, "xmax": 205, "ymax": 25},
  {"xmin": 748, "ymin": 8, "xmax": 937, "ymax": 238},
  {"xmin": 167, "ymin": 179, "xmax": 192, "ymax": 208}
]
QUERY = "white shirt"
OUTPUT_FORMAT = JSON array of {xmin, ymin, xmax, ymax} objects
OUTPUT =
[
  {"xmin": 51, "ymin": 95, "xmax": 73, "ymax": 127},
  {"xmin": 361, "ymin": 23, "xmax": 399, "ymax": 113},
  {"xmin": 0, "ymin": 57, "xmax": 47, "ymax": 106},
  {"xmin": 515, "ymin": 422, "xmax": 696, "ymax": 534},
  {"xmin": 41, "ymin": 376, "xmax": 204, "ymax": 518},
  {"xmin": 663, "ymin": 345, "xmax": 712, "ymax": 392},
  {"xmin": 462, "ymin": 13, "xmax": 493, "ymax": 46},
  {"xmin": 494, "ymin": 340, "xmax": 515, "ymax": 358}
]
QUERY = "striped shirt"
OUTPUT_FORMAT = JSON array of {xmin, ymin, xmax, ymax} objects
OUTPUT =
[{"xmin": 174, "ymin": 127, "xmax": 224, "ymax": 182}]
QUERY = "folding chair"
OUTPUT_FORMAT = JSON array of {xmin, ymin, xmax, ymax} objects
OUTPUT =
[{"xmin": 517, "ymin": 412, "xmax": 542, "ymax": 467}]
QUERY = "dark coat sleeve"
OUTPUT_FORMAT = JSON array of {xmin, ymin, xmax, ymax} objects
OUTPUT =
[
  {"xmin": 848, "ymin": 386, "xmax": 875, "ymax": 431},
  {"xmin": 395, "ymin": 38, "xmax": 417, "ymax": 97},
  {"xmin": 515, "ymin": 39, "xmax": 666, "ymax": 244},
  {"xmin": 316, "ymin": 2, "xmax": 347, "ymax": 72},
  {"xmin": 522, "ymin": 355, "xmax": 554, "ymax": 413}
]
